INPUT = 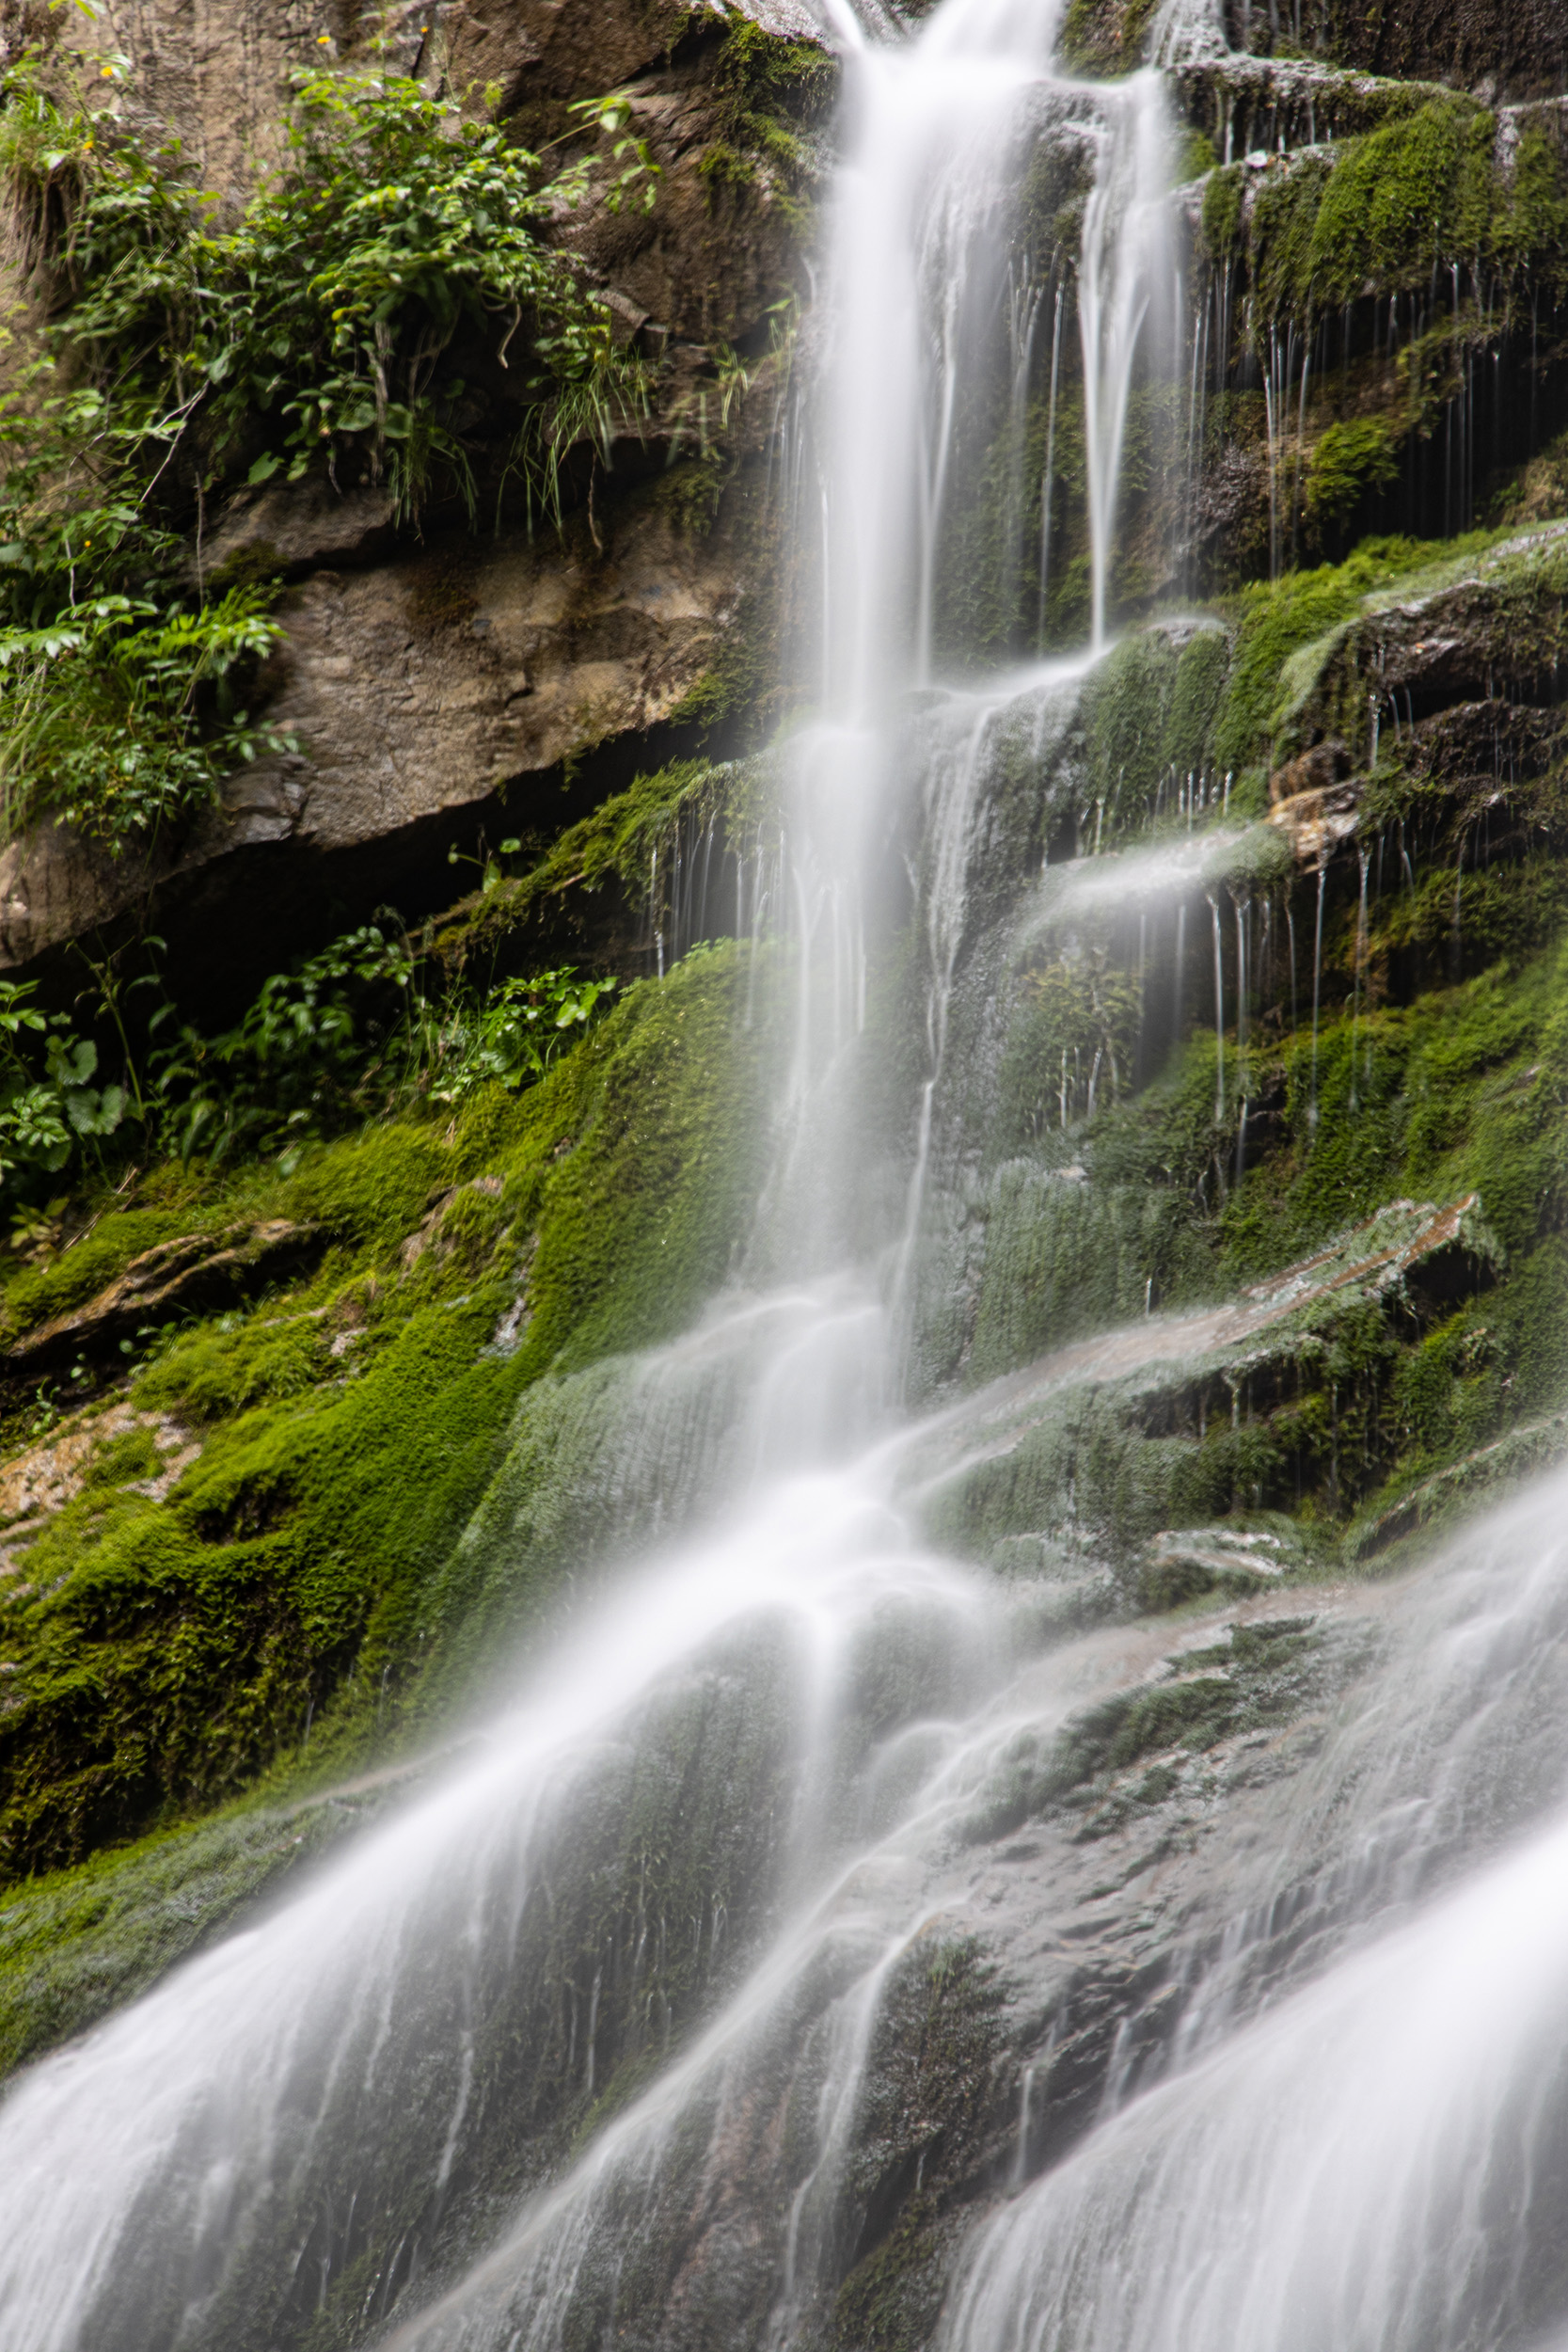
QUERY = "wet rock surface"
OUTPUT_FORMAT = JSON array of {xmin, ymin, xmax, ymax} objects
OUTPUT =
[
  {"xmin": 2, "ymin": 4, "xmax": 1568, "ymax": 2346},
  {"xmin": 1220, "ymin": 0, "xmax": 1568, "ymax": 103}
]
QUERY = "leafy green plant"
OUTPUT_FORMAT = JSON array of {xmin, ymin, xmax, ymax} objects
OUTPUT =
[
  {"xmin": 145, "ymin": 927, "xmax": 619, "ymax": 1168},
  {"xmin": 421, "ymin": 970, "xmax": 619, "ymax": 1106},
  {"xmin": 148, "ymin": 925, "xmax": 416, "ymax": 1164},
  {"xmin": 0, "ymin": 583, "xmax": 288, "ymax": 844},
  {"xmin": 447, "ymin": 834, "xmax": 522, "ymax": 895},
  {"xmin": 194, "ymin": 65, "xmax": 654, "ymax": 518},
  {"xmin": 0, "ymin": 979, "xmax": 125, "ymax": 1186},
  {"xmin": 0, "ymin": 41, "xmax": 659, "ymax": 848}
]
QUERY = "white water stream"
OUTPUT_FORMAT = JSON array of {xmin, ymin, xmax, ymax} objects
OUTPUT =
[{"xmin": 5, "ymin": 3, "xmax": 1568, "ymax": 2349}]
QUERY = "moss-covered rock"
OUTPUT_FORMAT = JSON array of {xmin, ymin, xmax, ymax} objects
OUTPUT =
[{"xmin": 0, "ymin": 942, "xmax": 781, "ymax": 1887}]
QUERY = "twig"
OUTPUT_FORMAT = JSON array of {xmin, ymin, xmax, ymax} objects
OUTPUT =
[{"xmin": 52, "ymin": 1159, "xmax": 139, "ymax": 1263}]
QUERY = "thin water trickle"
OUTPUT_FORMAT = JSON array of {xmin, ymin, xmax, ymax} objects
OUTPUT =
[
  {"xmin": 1038, "ymin": 277, "xmax": 1066, "ymax": 631},
  {"xmin": 1078, "ymin": 70, "xmax": 1174, "ymax": 648},
  {"xmin": 1309, "ymin": 850, "xmax": 1327, "ymax": 1128},
  {"xmin": 1209, "ymin": 890, "xmax": 1226, "ymax": 1121}
]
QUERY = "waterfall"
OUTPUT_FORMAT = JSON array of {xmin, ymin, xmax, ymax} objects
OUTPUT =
[
  {"xmin": 0, "ymin": 6, "xmax": 1187, "ymax": 2344},
  {"xmin": 947, "ymin": 1805, "xmax": 1568, "ymax": 2352},
  {"xmin": 1077, "ymin": 72, "xmax": 1173, "ymax": 648},
  {"xmin": 941, "ymin": 1479, "xmax": 1568, "ymax": 2352},
  {"xmin": 7, "ymin": 5, "xmax": 1568, "ymax": 2352}
]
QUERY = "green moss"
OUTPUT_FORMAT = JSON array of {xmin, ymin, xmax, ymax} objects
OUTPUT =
[
  {"xmin": 1306, "ymin": 101, "xmax": 1490, "ymax": 308},
  {"xmin": 962, "ymin": 1616, "xmax": 1336, "ymax": 1840},
  {"xmin": 1073, "ymin": 625, "xmax": 1230, "ymax": 826},
  {"xmin": 1211, "ymin": 531, "xmax": 1493, "ymax": 771},
  {"xmin": 1233, "ymin": 95, "xmax": 1568, "ymax": 329},
  {"xmin": 1219, "ymin": 947, "xmax": 1566, "ymax": 1278},
  {"xmin": 0, "ymin": 1788, "xmax": 376, "ymax": 2074},
  {"xmin": 0, "ymin": 944, "xmax": 779, "ymax": 1886},
  {"xmin": 1179, "ymin": 129, "xmax": 1218, "ymax": 183},
  {"xmin": 698, "ymin": 140, "xmax": 757, "ymax": 203},
  {"xmin": 712, "ymin": 20, "xmax": 836, "ymax": 119},
  {"xmin": 1243, "ymin": 101, "xmax": 1490, "ymax": 319},
  {"xmin": 1058, "ymin": 0, "xmax": 1160, "ymax": 74},
  {"xmin": 966, "ymin": 1170, "xmax": 1196, "ymax": 1381},
  {"xmin": 283, "ymin": 1122, "xmax": 450, "ymax": 1252},
  {"xmin": 429, "ymin": 758, "xmax": 723, "ymax": 964},
  {"xmin": 829, "ymin": 1938, "xmax": 1006, "ymax": 2352},
  {"xmin": 502, "ymin": 943, "xmax": 781, "ymax": 1374},
  {"xmin": 206, "ymin": 539, "xmax": 285, "ymax": 597},
  {"xmin": 1305, "ymin": 417, "xmax": 1401, "ymax": 526},
  {"xmin": 81, "ymin": 1425, "xmax": 163, "ymax": 1488},
  {"xmin": 0, "ymin": 1213, "xmax": 198, "ymax": 1342},
  {"xmin": 701, "ymin": 18, "xmax": 835, "ymax": 215},
  {"xmin": 1201, "ymin": 164, "xmax": 1243, "ymax": 258},
  {"xmin": 940, "ymin": 877, "xmax": 1568, "ymax": 1576},
  {"xmin": 1494, "ymin": 119, "xmax": 1568, "ymax": 280}
]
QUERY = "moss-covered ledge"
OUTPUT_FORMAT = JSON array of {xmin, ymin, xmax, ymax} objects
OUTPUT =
[{"xmin": 0, "ymin": 943, "xmax": 782, "ymax": 1915}]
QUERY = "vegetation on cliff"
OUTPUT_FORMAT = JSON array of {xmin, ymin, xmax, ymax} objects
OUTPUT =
[
  {"xmin": 0, "ymin": 40, "xmax": 655, "ymax": 851},
  {"xmin": 0, "ymin": 937, "xmax": 778, "ymax": 1889}
]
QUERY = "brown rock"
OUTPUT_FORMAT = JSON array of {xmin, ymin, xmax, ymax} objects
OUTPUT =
[
  {"xmin": 50, "ymin": 0, "xmax": 824, "ymax": 206},
  {"xmin": 0, "ymin": 1402, "xmax": 200, "ymax": 1579},
  {"xmin": 1267, "ymin": 739, "xmax": 1351, "ymax": 805},
  {"xmin": 0, "ymin": 461, "xmax": 772, "ymax": 967},
  {"xmin": 0, "ymin": 0, "xmax": 818, "ymax": 985},
  {"xmin": 198, "ymin": 483, "xmax": 399, "ymax": 584},
  {"xmin": 4, "ymin": 1220, "xmax": 323, "ymax": 1372},
  {"xmin": 222, "ymin": 492, "xmax": 755, "ymax": 855}
]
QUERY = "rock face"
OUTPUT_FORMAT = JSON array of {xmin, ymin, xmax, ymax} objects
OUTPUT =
[
  {"xmin": 49, "ymin": 0, "xmax": 826, "ymax": 192},
  {"xmin": 0, "ymin": 467, "xmax": 776, "ymax": 985},
  {"xmin": 232, "ymin": 508, "xmax": 748, "ymax": 852},
  {"xmin": 0, "ymin": 0, "xmax": 824, "ymax": 989},
  {"xmin": 2, "ymin": 1220, "xmax": 321, "ymax": 1375},
  {"xmin": 1223, "ymin": 0, "xmax": 1568, "ymax": 100}
]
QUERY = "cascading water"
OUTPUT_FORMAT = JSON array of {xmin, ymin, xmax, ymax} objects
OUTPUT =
[
  {"xmin": 8, "ymin": 4, "xmax": 1568, "ymax": 2351},
  {"xmin": 941, "ymin": 1470, "xmax": 1568, "ymax": 2352}
]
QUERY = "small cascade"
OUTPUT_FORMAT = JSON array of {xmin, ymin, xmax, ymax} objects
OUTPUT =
[
  {"xmin": 1209, "ymin": 891, "xmax": 1225, "ymax": 1121},
  {"xmin": 1077, "ymin": 72, "xmax": 1174, "ymax": 647},
  {"xmin": 1308, "ymin": 850, "xmax": 1328, "ymax": 1130},
  {"xmin": 1038, "ymin": 278, "xmax": 1066, "ymax": 630},
  {"xmin": 948, "ymin": 1813, "xmax": 1568, "ymax": 2352}
]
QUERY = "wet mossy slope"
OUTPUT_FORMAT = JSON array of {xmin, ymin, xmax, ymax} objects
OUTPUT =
[
  {"xmin": 917, "ymin": 518, "xmax": 1568, "ymax": 1597},
  {"xmin": 0, "ymin": 944, "xmax": 780, "ymax": 2065}
]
